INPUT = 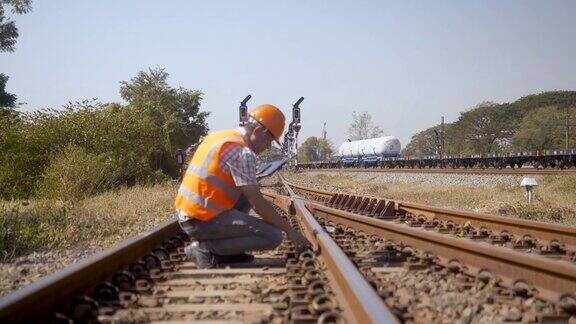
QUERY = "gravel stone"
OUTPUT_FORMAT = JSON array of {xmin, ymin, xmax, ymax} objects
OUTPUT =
[
  {"xmin": 0, "ymin": 244, "xmax": 104, "ymax": 297},
  {"xmin": 300, "ymin": 170, "xmax": 525, "ymax": 188}
]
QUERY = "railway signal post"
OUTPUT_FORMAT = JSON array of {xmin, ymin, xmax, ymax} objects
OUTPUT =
[
  {"xmin": 239, "ymin": 94, "xmax": 252, "ymax": 126},
  {"xmin": 282, "ymin": 97, "xmax": 304, "ymax": 168}
]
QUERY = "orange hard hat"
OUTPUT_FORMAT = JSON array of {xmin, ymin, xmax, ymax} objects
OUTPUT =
[{"xmin": 249, "ymin": 104, "xmax": 286, "ymax": 141}]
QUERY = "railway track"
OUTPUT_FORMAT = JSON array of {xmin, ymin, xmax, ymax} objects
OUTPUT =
[
  {"xmin": 3, "ymin": 175, "xmax": 576, "ymax": 322},
  {"xmin": 298, "ymin": 167, "xmax": 576, "ymax": 176},
  {"xmin": 0, "ymin": 190, "xmax": 397, "ymax": 323},
  {"xmin": 277, "ymin": 177, "xmax": 576, "ymax": 321}
]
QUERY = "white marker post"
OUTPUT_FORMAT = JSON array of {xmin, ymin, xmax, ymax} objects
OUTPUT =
[{"xmin": 520, "ymin": 177, "xmax": 538, "ymax": 204}]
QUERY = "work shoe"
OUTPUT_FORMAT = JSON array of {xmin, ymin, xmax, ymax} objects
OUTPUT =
[
  {"xmin": 184, "ymin": 242, "xmax": 216, "ymax": 269},
  {"xmin": 214, "ymin": 253, "xmax": 255, "ymax": 264}
]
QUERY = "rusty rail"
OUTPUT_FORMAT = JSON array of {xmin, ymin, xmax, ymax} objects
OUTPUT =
[
  {"xmin": 305, "ymin": 200, "xmax": 576, "ymax": 306},
  {"xmin": 264, "ymin": 176, "xmax": 399, "ymax": 323},
  {"xmin": 0, "ymin": 220, "xmax": 180, "ymax": 323},
  {"xmin": 286, "ymin": 181, "xmax": 576, "ymax": 248}
]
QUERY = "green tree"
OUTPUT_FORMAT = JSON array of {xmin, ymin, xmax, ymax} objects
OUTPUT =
[
  {"xmin": 0, "ymin": 73, "xmax": 19, "ymax": 123},
  {"xmin": 0, "ymin": 0, "xmax": 32, "ymax": 52},
  {"xmin": 347, "ymin": 111, "xmax": 383, "ymax": 140},
  {"xmin": 119, "ymin": 67, "xmax": 209, "ymax": 176},
  {"xmin": 456, "ymin": 102, "xmax": 512, "ymax": 153},
  {"xmin": 297, "ymin": 136, "xmax": 334, "ymax": 163},
  {"xmin": 513, "ymin": 106, "xmax": 576, "ymax": 150},
  {"xmin": 402, "ymin": 125, "xmax": 442, "ymax": 156},
  {"xmin": 258, "ymin": 146, "xmax": 284, "ymax": 163},
  {"xmin": 404, "ymin": 92, "xmax": 576, "ymax": 155},
  {"xmin": 1, "ymin": 68, "xmax": 211, "ymax": 200},
  {"xmin": 0, "ymin": 73, "xmax": 15, "ymax": 106}
]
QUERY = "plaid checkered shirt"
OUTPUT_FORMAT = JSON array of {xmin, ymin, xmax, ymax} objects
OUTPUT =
[{"xmin": 219, "ymin": 141, "xmax": 258, "ymax": 187}]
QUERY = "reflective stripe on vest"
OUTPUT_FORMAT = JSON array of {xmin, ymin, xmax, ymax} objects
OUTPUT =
[
  {"xmin": 177, "ymin": 186, "xmax": 226, "ymax": 213},
  {"xmin": 186, "ymin": 164, "xmax": 240, "ymax": 201}
]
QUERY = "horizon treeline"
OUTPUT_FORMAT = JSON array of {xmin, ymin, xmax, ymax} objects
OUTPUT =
[
  {"xmin": 0, "ymin": 68, "xmax": 209, "ymax": 200},
  {"xmin": 403, "ymin": 91, "xmax": 576, "ymax": 156}
]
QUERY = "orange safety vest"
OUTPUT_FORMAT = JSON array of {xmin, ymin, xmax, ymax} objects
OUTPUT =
[{"xmin": 174, "ymin": 129, "xmax": 248, "ymax": 221}]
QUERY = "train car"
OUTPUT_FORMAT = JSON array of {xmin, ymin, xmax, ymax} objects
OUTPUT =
[
  {"xmin": 297, "ymin": 147, "xmax": 576, "ymax": 170},
  {"xmin": 337, "ymin": 136, "xmax": 402, "ymax": 167}
]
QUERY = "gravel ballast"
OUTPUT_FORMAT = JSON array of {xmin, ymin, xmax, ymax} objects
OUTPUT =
[
  {"xmin": 0, "ymin": 246, "xmax": 103, "ymax": 297},
  {"xmin": 300, "ymin": 170, "xmax": 526, "ymax": 188}
]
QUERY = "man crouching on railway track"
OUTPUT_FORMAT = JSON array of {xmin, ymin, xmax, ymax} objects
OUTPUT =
[{"xmin": 174, "ymin": 104, "xmax": 310, "ymax": 268}]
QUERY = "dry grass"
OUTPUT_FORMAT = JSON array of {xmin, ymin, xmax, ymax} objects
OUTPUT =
[
  {"xmin": 0, "ymin": 181, "xmax": 178, "ymax": 260},
  {"xmin": 292, "ymin": 172, "xmax": 576, "ymax": 226}
]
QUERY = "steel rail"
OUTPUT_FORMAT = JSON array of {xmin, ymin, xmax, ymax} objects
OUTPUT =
[
  {"xmin": 264, "ymin": 177, "xmax": 399, "ymax": 324},
  {"xmin": 306, "ymin": 201, "xmax": 576, "ymax": 305},
  {"xmin": 286, "ymin": 181, "xmax": 576, "ymax": 247},
  {"xmin": 0, "ymin": 220, "xmax": 180, "ymax": 323},
  {"xmin": 300, "ymin": 167, "xmax": 576, "ymax": 176}
]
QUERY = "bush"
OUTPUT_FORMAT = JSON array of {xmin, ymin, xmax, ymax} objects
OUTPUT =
[
  {"xmin": 1, "ymin": 101, "xmax": 170, "ymax": 199},
  {"xmin": 36, "ymin": 145, "xmax": 123, "ymax": 200},
  {"xmin": 0, "ymin": 120, "xmax": 46, "ymax": 199},
  {"xmin": 0, "ymin": 68, "xmax": 208, "ymax": 200},
  {"xmin": 0, "ymin": 201, "xmax": 72, "ymax": 259}
]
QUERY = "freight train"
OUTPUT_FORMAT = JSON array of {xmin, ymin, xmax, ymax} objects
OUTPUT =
[
  {"xmin": 337, "ymin": 136, "xmax": 401, "ymax": 167},
  {"xmin": 298, "ymin": 136, "xmax": 576, "ymax": 169}
]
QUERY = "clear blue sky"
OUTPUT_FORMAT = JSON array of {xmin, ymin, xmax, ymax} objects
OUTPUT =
[{"xmin": 2, "ymin": 1, "xmax": 576, "ymax": 148}]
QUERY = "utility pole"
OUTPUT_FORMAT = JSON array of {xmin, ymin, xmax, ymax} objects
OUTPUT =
[
  {"xmin": 566, "ymin": 106, "xmax": 571, "ymax": 150},
  {"xmin": 440, "ymin": 116, "xmax": 445, "ymax": 157},
  {"xmin": 322, "ymin": 122, "xmax": 327, "ymax": 141}
]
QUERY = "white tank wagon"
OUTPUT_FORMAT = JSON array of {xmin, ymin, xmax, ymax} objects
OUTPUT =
[{"xmin": 338, "ymin": 136, "xmax": 401, "ymax": 166}]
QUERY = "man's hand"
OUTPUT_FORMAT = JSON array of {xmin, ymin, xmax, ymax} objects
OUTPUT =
[
  {"xmin": 239, "ymin": 184, "xmax": 311, "ymax": 251},
  {"xmin": 288, "ymin": 230, "xmax": 311, "ymax": 251}
]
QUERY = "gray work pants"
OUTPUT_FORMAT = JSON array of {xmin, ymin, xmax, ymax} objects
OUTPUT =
[{"xmin": 178, "ymin": 196, "xmax": 283, "ymax": 255}]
